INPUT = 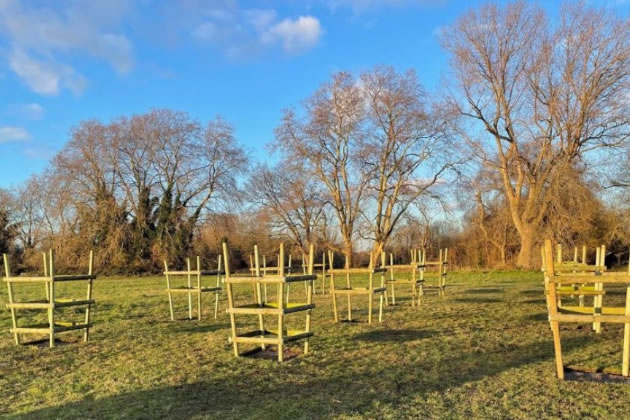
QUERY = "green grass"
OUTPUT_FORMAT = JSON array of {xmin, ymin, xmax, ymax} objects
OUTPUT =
[{"xmin": 2, "ymin": 270, "xmax": 630, "ymax": 419}]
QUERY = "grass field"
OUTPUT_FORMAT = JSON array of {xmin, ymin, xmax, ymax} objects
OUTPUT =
[{"xmin": 2, "ymin": 270, "xmax": 630, "ymax": 419}]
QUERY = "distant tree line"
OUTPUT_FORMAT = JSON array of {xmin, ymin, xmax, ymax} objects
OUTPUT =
[{"xmin": 2, "ymin": 1, "xmax": 630, "ymax": 272}]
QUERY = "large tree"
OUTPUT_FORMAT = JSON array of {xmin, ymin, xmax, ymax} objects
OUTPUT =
[
  {"xmin": 275, "ymin": 67, "xmax": 455, "ymax": 265},
  {"xmin": 247, "ymin": 162, "xmax": 327, "ymax": 251},
  {"xmin": 276, "ymin": 72, "xmax": 369, "ymax": 266},
  {"xmin": 443, "ymin": 1, "xmax": 630, "ymax": 267}
]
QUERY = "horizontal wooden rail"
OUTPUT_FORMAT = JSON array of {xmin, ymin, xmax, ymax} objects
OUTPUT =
[{"xmin": 328, "ymin": 268, "xmax": 387, "ymax": 274}]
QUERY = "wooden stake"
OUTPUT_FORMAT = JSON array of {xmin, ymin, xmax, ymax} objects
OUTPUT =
[
  {"xmin": 623, "ymin": 285, "xmax": 630, "ymax": 377},
  {"xmin": 196, "ymin": 256, "xmax": 202, "ymax": 320},
  {"xmin": 83, "ymin": 250, "xmax": 94, "ymax": 341},
  {"xmin": 321, "ymin": 252, "xmax": 327, "ymax": 295},
  {"xmin": 346, "ymin": 254, "xmax": 352, "ymax": 322},
  {"xmin": 187, "ymin": 258, "xmax": 193, "ymax": 320},
  {"xmin": 254, "ymin": 245, "xmax": 265, "ymax": 350},
  {"xmin": 222, "ymin": 241, "xmax": 239, "ymax": 357},
  {"xmin": 544, "ymin": 240, "xmax": 564, "ymax": 380},
  {"xmin": 48, "ymin": 249, "xmax": 55, "ymax": 348},
  {"xmin": 4, "ymin": 254, "xmax": 20, "ymax": 345},
  {"xmin": 164, "ymin": 260, "xmax": 174, "ymax": 321},
  {"xmin": 329, "ymin": 250, "xmax": 338, "ymax": 322},
  {"xmin": 304, "ymin": 244, "xmax": 314, "ymax": 354},
  {"xmin": 43, "ymin": 252, "xmax": 50, "ymax": 301},
  {"xmin": 215, "ymin": 255, "xmax": 222, "ymax": 319}
]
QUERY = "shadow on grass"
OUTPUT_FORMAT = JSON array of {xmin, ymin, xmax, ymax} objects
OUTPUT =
[
  {"xmin": 519, "ymin": 289, "xmax": 543, "ymax": 296},
  {"xmin": 171, "ymin": 322, "xmax": 230, "ymax": 334},
  {"xmin": 523, "ymin": 312, "xmax": 548, "ymax": 322},
  {"xmin": 454, "ymin": 297, "xmax": 502, "ymax": 304},
  {"xmin": 521, "ymin": 298, "xmax": 546, "ymax": 305},
  {"xmin": 353, "ymin": 328, "xmax": 438, "ymax": 343},
  {"xmin": 464, "ymin": 288, "xmax": 504, "ymax": 294},
  {"xmin": 9, "ymin": 335, "xmax": 590, "ymax": 420}
]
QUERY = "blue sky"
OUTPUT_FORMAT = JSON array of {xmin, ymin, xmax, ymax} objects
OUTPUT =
[{"xmin": 1, "ymin": 0, "xmax": 629, "ymax": 188}]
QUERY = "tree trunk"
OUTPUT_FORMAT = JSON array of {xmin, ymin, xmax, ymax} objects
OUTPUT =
[
  {"xmin": 343, "ymin": 238, "xmax": 353, "ymax": 268},
  {"xmin": 515, "ymin": 227, "xmax": 535, "ymax": 268},
  {"xmin": 372, "ymin": 240, "xmax": 385, "ymax": 266}
]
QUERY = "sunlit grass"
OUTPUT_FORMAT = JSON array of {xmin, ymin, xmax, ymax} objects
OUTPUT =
[{"xmin": 1, "ymin": 271, "xmax": 630, "ymax": 418}]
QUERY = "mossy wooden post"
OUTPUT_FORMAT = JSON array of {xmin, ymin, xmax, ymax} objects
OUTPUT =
[
  {"xmin": 186, "ymin": 258, "xmax": 193, "ymax": 320},
  {"xmin": 48, "ymin": 249, "xmax": 55, "ymax": 348},
  {"xmin": 438, "ymin": 249, "xmax": 444, "ymax": 297},
  {"xmin": 277, "ymin": 243, "xmax": 286, "ymax": 362},
  {"xmin": 329, "ymin": 250, "xmax": 338, "ymax": 322},
  {"xmin": 43, "ymin": 252, "xmax": 50, "ymax": 301},
  {"xmin": 378, "ymin": 253, "xmax": 385, "ymax": 322},
  {"xmin": 263, "ymin": 255, "xmax": 268, "ymax": 303},
  {"xmin": 321, "ymin": 252, "xmax": 327, "ymax": 295},
  {"xmin": 254, "ymin": 245, "xmax": 266, "ymax": 350},
  {"xmin": 544, "ymin": 240, "xmax": 564, "ymax": 380},
  {"xmin": 442, "ymin": 248, "xmax": 448, "ymax": 296},
  {"xmin": 286, "ymin": 253, "xmax": 292, "ymax": 305},
  {"xmin": 368, "ymin": 252, "xmax": 374, "ymax": 324},
  {"xmin": 214, "ymin": 255, "xmax": 222, "ymax": 319},
  {"xmin": 3, "ymin": 254, "xmax": 20, "ymax": 345},
  {"xmin": 594, "ymin": 246, "xmax": 603, "ymax": 333},
  {"xmin": 222, "ymin": 241, "xmax": 239, "ymax": 357},
  {"xmin": 195, "ymin": 256, "xmax": 202, "ymax": 320},
  {"xmin": 420, "ymin": 248, "xmax": 425, "ymax": 293},
  {"xmin": 388, "ymin": 252, "xmax": 396, "ymax": 305},
  {"xmin": 164, "ymin": 260, "xmax": 175, "ymax": 321},
  {"xmin": 304, "ymin": 244, "xmax": 314, "ymax": 354},
  {"xmin": 83, "ymin": 250, "xmax": 94, "ymax": 341},
  {"xmin": 411, "ymin": 252, "xmax": 418, "ymax": 306},
  {"xmin": 418, "ymin": 249, "xmax": 424, "ymax": 299},
  {"xmin": 345, "ymin": 254, "xmax": 352, "ymax": 322},
  {"xmin": 573, "ymin": 247, "xmax": 578, "ymax": 263}
]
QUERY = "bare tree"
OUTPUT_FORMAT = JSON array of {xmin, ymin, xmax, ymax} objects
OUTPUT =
[
  {"xmin": 443, "ymin": 1, "xmax": 630, "ymax": 266},
  {"xmin": 275, "ymin": 72, "xmax": 369, "ymax": 266},
  {"xmin": 247, "ymin": 162, "xmax": 327, "ymax": 251},
  {"xmin": 13, "ymin": 175, "xmax": 46, "ymax": 250},
  {"xmin": 359, "ymin": 66, "xmax": 459, "ymax": 258},
  {"xmin": 40, "ymin": 109, "xmax": 248, "ymax": 271}
]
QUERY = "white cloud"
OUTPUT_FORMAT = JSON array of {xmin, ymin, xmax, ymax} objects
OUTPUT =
[
  {"xmin": 23, "ymin": 145, "xmax": 56, "ymax": 160},
  {"xmin": 193, "ymin": 22, "xmax": 220, "ymax": 42},
  {"xmin": 9, "ymin": 103, "xmax": 45, "ymax": 120},
  {"xmin": 245, "ymin": 9, "xmax": 277, "ymax": 32},
  {"xmin": 8, "ymin": 48, "xmax": 86, "ymax": 95},
  {"xmin": 192, "ymin": 7, "xmax": 321, "ymax": 56},
  {"xmin": 263, "ymin": 16, "xmax": 322, "ymax": 53},
  {"xmin": 23, "ymin": 103, "xmax": 44, "ymax": 119},
  {"xmin": 0, "ymin": 126, "xmax": 30, "ymax": 143},
  {"xmin": 328, "ymin": 0, "xmax": 445, "ymax": 12},
  {"xmin": 0, "ymin": 0, "xmax": 133, "ymax": 95}
]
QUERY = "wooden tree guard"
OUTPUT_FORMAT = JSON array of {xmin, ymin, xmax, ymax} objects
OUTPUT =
[
  {"xmin": 163, "ymin": 256, "xmax": 223, "ymax": 321},
  {"xmin": 249, "ymin": 252, "xmax": 293, "ymax": 303},
  {"xmin": 541, "ymin": 244, "xmax": 606, "ymax": 332},
  {"xmin": 543, "ymin": 239, "xmax": 630, "ymax": 379},
  {"xmin": 224, "ymin": 242, "xmax": 316, "ymax": 362},
  {"xmin": 327, "ymin": 251, "xmax": 386, "ymax": 324},
  {"xmin": 302, "ymin": 252, "xmax": 328, "ymax": 295},
  {"xmin": 383, "ymin": 250, "xmax": 424, "ymax": 306},
  {"xmin": 2, "ymin": 250, "xmax": 96, "ymax": 348},
  {"xmin": 418, "ymin": 248, "xmax": 448, "ymax": 296}
]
